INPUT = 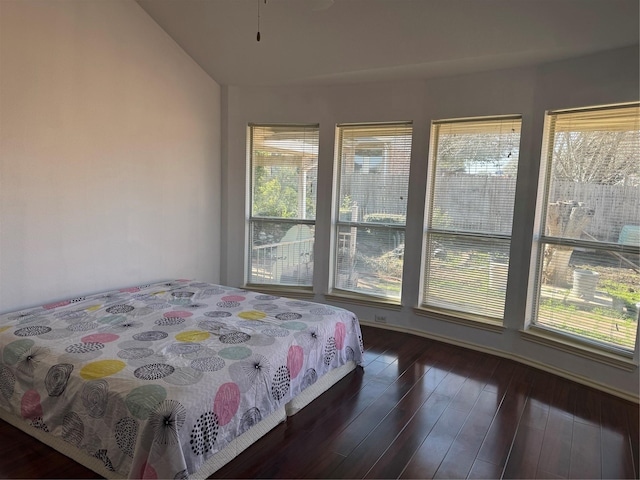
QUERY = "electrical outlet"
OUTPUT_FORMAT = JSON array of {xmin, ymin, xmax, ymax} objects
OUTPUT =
[{"xmin": 374, "ymin": 315, "xmax": 387, "ymax": 323}]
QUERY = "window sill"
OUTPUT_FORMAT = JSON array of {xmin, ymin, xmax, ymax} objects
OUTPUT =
[
  {"xmin": 325, "ymin": 291, "xmax": 403, "ymax": 311},
  {"xmin": 520, "ymin": 327, "xmax": 637, "ymax": 372},
  {"xmin": 243, "ymin": 284, "xmax": 315, "ymax": 300},
  {"xmin": 413, "ymin": 307, "xmax": 505, "ymax": 333}
]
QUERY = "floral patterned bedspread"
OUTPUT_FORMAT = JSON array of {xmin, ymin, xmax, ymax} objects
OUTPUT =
[{"xmin": 0, "ymin": 280, "xmax": 364, "ymax": 478}]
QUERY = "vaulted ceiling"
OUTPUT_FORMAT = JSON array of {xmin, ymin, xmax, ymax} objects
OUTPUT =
[{"xmin": 137, "ymin": 0, "xmax": 639, "ymax": 87}]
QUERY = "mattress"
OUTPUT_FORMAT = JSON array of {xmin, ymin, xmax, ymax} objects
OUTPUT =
[{"xmin": 0, "ymin": 280, "xmax": 364, "ymax": 478}]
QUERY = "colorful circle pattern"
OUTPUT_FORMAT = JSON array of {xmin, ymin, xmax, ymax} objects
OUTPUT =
[{"xmin": 0, "ymin": 279, "xmax": 365, "ymax": 478}]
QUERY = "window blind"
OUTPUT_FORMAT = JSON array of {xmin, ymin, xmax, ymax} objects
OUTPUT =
[
  {"xmin": 248, "ymin": 124, "xmax": 319, "ymax": 287},
  {"xmin": 334, "ymin": 122, "xmax": 413, "ymax": 300},
  {"xmin": 423, "ymin": 116, "xmax": 522, "ymax": 319},
  {"xmin": 543, "ymin": 104, "xmax": 640, "ymax": 242},
  {"xmin": 250, "ymin": 124, "xmax": 319, "ymax": 220},
  {"xmin": 533, "ymin": 103, "xmax": 639, "ymax": 352},
  {"xmin": 429, "ymin": 116, "xmax": 521, "ymax": 235}
]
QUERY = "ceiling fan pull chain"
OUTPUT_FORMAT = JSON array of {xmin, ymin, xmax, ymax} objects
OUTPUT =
[{"xmin": 257, "ymin": 0, "xmax": 267, "ymax": 41}]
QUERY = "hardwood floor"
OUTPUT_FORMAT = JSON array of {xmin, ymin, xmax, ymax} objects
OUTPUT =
[{"xmin": 0, "ymin": 324, "xmax": 637, "ymax": 479}]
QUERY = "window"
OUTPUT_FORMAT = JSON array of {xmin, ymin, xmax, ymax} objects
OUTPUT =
[
  {"xmin": 531, "ymin": 104, "xmax": 640, "ymax": 353},
  {"xmin": 248, "ymin": 124, "xmax": 319, "ymax": 287},
  {"xmin": 422, "ymin": 116, "xmax": 522, "ymax": 320},
  {"xmin": 333, "ymin": 123, "xmax": 412, "ymax": 300}
]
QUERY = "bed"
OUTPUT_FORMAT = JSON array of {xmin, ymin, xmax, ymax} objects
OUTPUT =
[{"xmin": 0, "ymin": 280, "xmax": 364, "ymax": 479}]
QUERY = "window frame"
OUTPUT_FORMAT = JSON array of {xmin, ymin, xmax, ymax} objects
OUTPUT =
[
  {"xmin": 420, "ymin": 114, "xmax": 523, "ymax": 323},
  {"xmin": 246, "ymin": 123, "xmax": 320, "ymax": 290},
  {"xmin": 331, "ymin": 122, "xmax": 413, "ymax": 303},
  {"xmin": 528, "ymin": 103, "xmax": 640, "ymax": 356}
]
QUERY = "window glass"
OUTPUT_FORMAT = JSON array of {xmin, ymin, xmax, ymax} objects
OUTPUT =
[
  {"xmin": 423, "ymin": 116, "xmax": 522, "ymax": 320},
  {"xmin": 532, "ymin": 104, "xmax": 640, "ymax": 352},
  {"xmin": 248, "ymin": 124, "xmax": 319, "ymax": 287},
  {"xmin": 334, "ymin": 123, "xmax": 412, "ymax": 300}
]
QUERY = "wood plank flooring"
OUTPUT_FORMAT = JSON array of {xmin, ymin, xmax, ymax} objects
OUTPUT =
[{"xmin": 0, "ymin": 324, "xmax": 637, "ymax": 479}]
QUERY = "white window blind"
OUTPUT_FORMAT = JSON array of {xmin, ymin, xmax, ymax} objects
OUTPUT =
[
  {"xmin": 334, "ymin": 122, "xmax": 413, "ymax": 300},
  {"xmin": 532, "ymin": 104, "xmax": 640, "ymax": 352},
  {"xmin": 423, "ymin": 116, "xmax": 522, "ymax": 319},
  {"xmin": 248, "ymin": 124, "xmax": 319, "ymax": 287}
]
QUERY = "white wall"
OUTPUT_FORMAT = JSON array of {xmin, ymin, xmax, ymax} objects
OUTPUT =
[
  {"xmin": 222, "ymin": 46, "xmax": 640, "ymax": 399},
  {"xmin": 0, "ymin": 0, "xmax": 221, "ymax": 312}
]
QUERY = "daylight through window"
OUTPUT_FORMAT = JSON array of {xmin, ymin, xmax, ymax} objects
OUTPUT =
[
  {"xmin": 532, "ymin": 104, "xmax": 640, "ymax": 352},
  {"xmin": 333, "ymin": 123, "xmax": 413, "ymax": 300},
  {"xmin": 248, "ymin": 124, "xmax": 319, "ymax": 287},
  {"xmin": 422, "ymin": 116, "xmax": 522, "ymax": 320}
]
